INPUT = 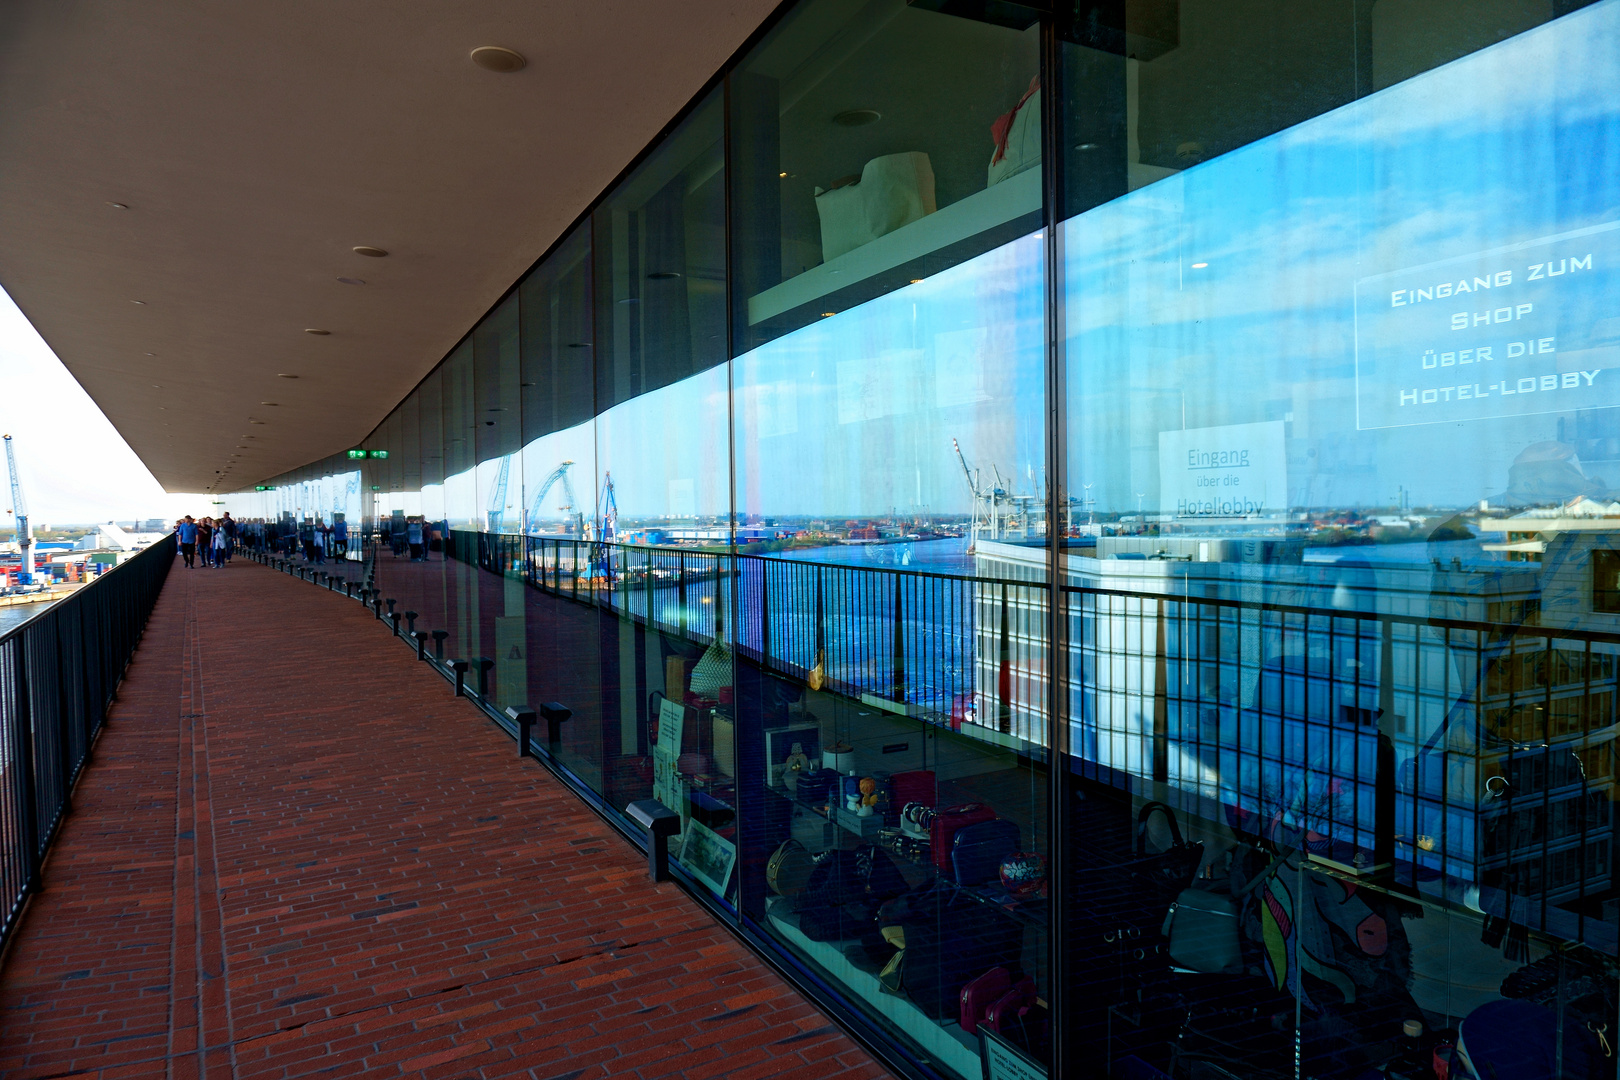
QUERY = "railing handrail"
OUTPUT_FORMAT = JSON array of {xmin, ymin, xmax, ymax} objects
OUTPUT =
[{"xmin": 0, "ymin": 537, "xmax": 176, "ymax": 648}]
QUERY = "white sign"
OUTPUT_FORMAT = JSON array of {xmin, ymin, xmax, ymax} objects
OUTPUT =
[{"xmin": 1158, "ymin": 421, "xmax": 1286, "ymax": 517}]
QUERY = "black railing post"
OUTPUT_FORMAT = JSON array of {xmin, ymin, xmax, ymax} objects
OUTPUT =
[
  {"xmin": 412, "ymin": 630, "xmax": 429, "ymax": 662},
  {"xmin": 891, "ymin": 572, "xmax": 906, "ymax": 703},
  {"xmin": 431, "ymin": 630, "xmax": 448, "ymax": 662},
  {"xmin": 474, "ymin": 657, "xmax": 494, "ymax": 698},
  {"xmin": 404, "ymin": 610, "xmax": 418, "ymax": 635},
  {"xmin": 999, "ymin": 583, "xmax": 1013, "ymax": 734},
  {"xmin": 451, "ymin": 659, "xmax": 469, "ymax": 697},
  {"xmin": 760, "ymin": 567, "xmax": 771, "ymax": 673},
  {"xmin": 11, "ymin": 642, "xmax": 41, "ymax": 894}
]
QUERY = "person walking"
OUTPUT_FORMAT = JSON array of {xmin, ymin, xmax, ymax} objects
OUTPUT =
[
  {"xmin": 177, "ymin": 516, "xmax": 198, "ymax": 569},
  {"xmin": 211, "ymin": 519, "xmax": 228, "ymax": 567},
  {"xmin": 221, "ymin": 512, "xmax": 237, "ymax": 563},
  {"xmin": 197, "ymin": 517, "xmax": 215, "ymax": 568},
  {"xmin": 406, "ymin": 516, "xmax": 425, "ymax": 561}
]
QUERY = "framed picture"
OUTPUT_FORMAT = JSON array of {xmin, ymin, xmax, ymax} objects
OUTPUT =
[
  {"xmin": 980, "ymin": 1026, "xmax": 1046, "ymax": 1080},
  {"xmin": 677, "ymin": 819, "xmax": 737, "ymax": 897}
]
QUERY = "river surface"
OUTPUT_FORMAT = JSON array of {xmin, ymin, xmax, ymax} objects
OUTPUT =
[{"xmin": 0, "ymin": 599, "xmax": 55, "ymax": 636}]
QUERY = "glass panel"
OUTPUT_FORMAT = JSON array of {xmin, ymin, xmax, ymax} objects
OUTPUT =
[
  {"xmin": 593, "ymin": 88, "xmax": 737, "ymax": 902},
  {"xmin": 733, "ymin": 216, "xmax": 1049, "ymax": 1074},
  {"xmin": 730, "ymin": 0, "xmax": 1041, "ymax": 353},
  {"xmin": 1062, "ymin": 3, "xmax": 1618, "ymax": 1077}
]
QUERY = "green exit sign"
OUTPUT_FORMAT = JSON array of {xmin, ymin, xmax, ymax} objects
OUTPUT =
[
  {"xmin": 255, "ymin": 485, "xmax": 277, "ymax": 491},
  {"xmin": 368, "ymin": 449, "xmax": 389, "ymax": 459},
  {"xmin": 346, "ymin": 449, "xmax": 366, "ymax": 459},
  {"xmin": 370, "ymin": 484, "xmax": 382, "ymax": 491}
]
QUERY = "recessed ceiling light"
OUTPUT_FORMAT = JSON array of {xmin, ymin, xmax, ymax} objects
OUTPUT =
[
  {"xmin": 1191, "ymin": 262, "xmax": 1209, "ymax": 269},
  {"xmin": 647, "ymin": 271, "xmax": 682, "ymax": 280},
  {"xmin": 821, "ymin": 312, "xmax": 836, "ymax": 318},
  {"xmin": 567, "ymin": 342, "xmax": 591, "ymax": 349},
  {"xmin": 337, "ymin": 277, "xmax": 365, "ymax": 286},
  {"xmin": 471, "ymin": 46, "xmax": 526, "ymax": 72},
  {"xmin": 108, "ymin": 202, "xmax": 128, "ymax": 209},
  {"xmin": 260, "ymin": 402, "xmax": 279, "ymax": 406},
  {"xmin": 832, "ymin": 109, "xmax": 881, "ymax": 127},
  {"xmin": 1075, "ymin": 143, "xmax": 1100, "ymax": 151},
  {"xmin": 779, "ymin": 172, "xmax": 788, "ymax": 178},
  {"xmin": 304, "ymin": 328, "xmax": 331, "ymax": 335},
  {"xmin": 277, "ymin": 373, "xmax": 298, "ymax": 379},
  {"xmin": 152, "ymin": 384, "xmax": 161, "ymax": 389},
  {"xmin": 129, "ymin": 299, "xmax": 146, "ymax": 305},
  {"xmin": 250, "ymin": 420, "xmax": 266, "ymax": 424},
  {"xmin": 144, "ymin": 351, "xmax": 156, "ymax": 357},
  {"xmin": 352, "ymin": 246, "xmax": 388, "ymax": 258},
  {"xmin": 910, "ymin": 279, "xmax": 925, "ymax": 284}
]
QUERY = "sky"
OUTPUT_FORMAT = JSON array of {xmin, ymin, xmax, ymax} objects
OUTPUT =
[{"xmin": 0, "ymin": 286, "xmax": 206, "ymax": 527}]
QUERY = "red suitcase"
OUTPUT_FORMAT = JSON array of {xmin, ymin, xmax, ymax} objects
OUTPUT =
[
  {"xmin": 959, "ymin": 966, "xmax": 1011, "ymax": 1035},
  {"xmin": 930, "ymin": 803, "xmax": 996, "ymax": 877}
]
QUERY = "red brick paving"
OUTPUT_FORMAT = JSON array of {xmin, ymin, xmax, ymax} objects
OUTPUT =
[{"xmin": 0, "ymin": 559, "xmax": 891, "ymax": 1080}]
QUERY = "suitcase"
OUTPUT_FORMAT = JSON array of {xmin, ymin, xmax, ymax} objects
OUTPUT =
[
  {"xmin": 951, "ymin": 819, "xmax": 1021, "ymax": 885},
  {"xmin": 930, "ymin": 803, "xmax": 996, "ymax": 878},
  {"xmin": 959, "ymin": 966, "xmax": 1011, "ymax": 1035}
]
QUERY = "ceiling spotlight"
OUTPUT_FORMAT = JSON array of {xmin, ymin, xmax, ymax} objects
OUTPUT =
[
  {"xmin": 779, "ymin": 172, "xmax": 788, "ymax": 178},
  {"xmin": 129, "ymin": 300, "xmax": 146, "ymax": 305},
  {"xmin": 108, "ymin": 202, "xmax": 129, "ymax": 209},
  {"xmin": 352, "ymin": 246, "xmax": 388, "ymax": 258},
  {"xmin": 304, "ymin": 328, "xmax": 330, "ymax": 335},
  {"xmin": 821, "ymin": 312, "xmax": 836, "ymax": 318},
  {"xmin": 832, "ymin": 109, "xmax": 881, "ymax": 127},
  {"xmin": 337, "ymin": 277, "xmax": 365, "ymax": 286},
  {"xmin": 470, "ymin": 46, "xmax": 526, "ymax": 72}
]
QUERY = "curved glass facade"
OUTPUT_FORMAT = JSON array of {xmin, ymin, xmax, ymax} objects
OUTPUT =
[{"xmin": 225, "ymin": 2, "xmax": 1620, "ymax": 1077}]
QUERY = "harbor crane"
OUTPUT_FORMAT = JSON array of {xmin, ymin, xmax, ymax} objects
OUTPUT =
[
  {"xmin": 486, "ymin": 456, "xmax": 512, "ymax": 533},
  {"xmin": 524, "ymin": 460, "xmax": 582, "ymax": 536},
  {"xmin": 3, "ymin": 434, "xmax": 33, "ymax": 585}
]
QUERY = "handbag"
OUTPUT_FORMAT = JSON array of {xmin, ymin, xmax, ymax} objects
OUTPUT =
[
  {"xmin": 766, "ymin": 839, "xmax": 816, "ymax": 898},
  {"xmin": 1162, "ymin": 887, "xmax": 1242, "ymax": 973}
]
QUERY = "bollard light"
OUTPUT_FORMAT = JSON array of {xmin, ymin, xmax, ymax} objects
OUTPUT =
[
  {"xmin": 540, "ymin": 702, "xmax": 572, "ymax": 751},
  {"xmin": 506, "ymin": 705, "xmax": 536, "ymax": 759},
  {"xmin": 626, "ymin": 800, "xmax": 681, "ymax": 883}
]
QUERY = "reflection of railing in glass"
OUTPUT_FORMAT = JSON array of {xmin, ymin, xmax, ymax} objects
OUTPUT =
[
  {"xmin": 446, "ymin": 530, "xmax": 1049, "ymax": 753},
  {"xmin": 1067, "ymin": 581, "xmax": 1617, "ymax": 953}
]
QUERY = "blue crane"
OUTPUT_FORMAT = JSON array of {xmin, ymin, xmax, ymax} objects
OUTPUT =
[
  {"xmin": 3, "ymin": 434, "xmax": 33, "ymax": 585},
  {"xmin": 599, "ymin": 471, "xmax": 618, "ymax": 544},
  {"xmin": 524, "ymin": 460, "xmax": 581, "ymax": 535}
]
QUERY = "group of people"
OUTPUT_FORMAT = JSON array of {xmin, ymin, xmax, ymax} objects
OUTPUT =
[{"xmin": 173, "ymin": 513, "xmax": 237, "ymax": 570}]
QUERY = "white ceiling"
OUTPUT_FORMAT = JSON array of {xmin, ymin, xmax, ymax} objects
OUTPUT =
[{"xmin": 0, "ymin": 1, "xmax": 782, "ymax": 491}]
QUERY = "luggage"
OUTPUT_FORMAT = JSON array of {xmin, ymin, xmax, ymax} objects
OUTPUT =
[
  {"xmin": 930, "ymin": 803, "xmax": 996, "ymax": 878},
  {"xmin": 950, "ymin": 819, "xmax": 1021, "ymax": 885},
  {"xmin": 960, "ymin": 966, "xmax": 1011, "ymax": 1035},
  {"xmin": 879, "ymin": 882, "xmax": 1022, "ymax": 1021}
]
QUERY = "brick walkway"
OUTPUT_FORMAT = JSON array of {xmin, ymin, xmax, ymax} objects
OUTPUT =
[{"xmin": 0, "ymin": 559, "xmax": 889, "ymax": 1080}]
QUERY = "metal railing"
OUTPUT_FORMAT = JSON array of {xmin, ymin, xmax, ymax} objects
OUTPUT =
[{"xmin": 0, "ymin": 535, "xmax": 174, "ymax": 950}]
